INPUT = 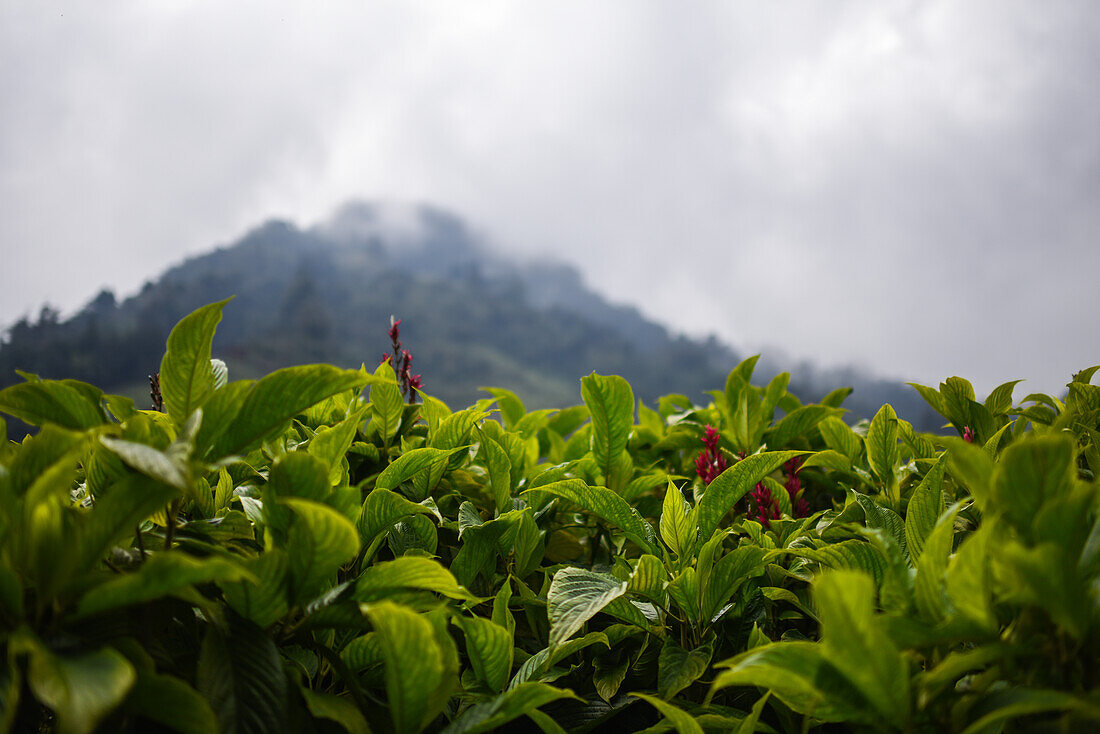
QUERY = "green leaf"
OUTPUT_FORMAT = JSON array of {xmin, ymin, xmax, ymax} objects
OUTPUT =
[
  {"xmin": 659, "ymin": 479, "xmax": 694, "ymax": 559},
  {"xmin": 693, "ymin": 451, "xmax": 805, "ymax": 551},
  {"xmin": 268, "ymin": 450, "xmax": 331, "ymax": 502},
  {"xmin": 22, "ymin": 639, "xmax": 135, "ymax": 734},
  {"xmin": 220, "ymin": 549, "xmax": 290, "ymax": 629},
  {"xmin": 852, "ymin": 494, "xmax": 907, "ymax": 562},
  {"xmin": 524, "ymin": 479, "xmax": 658, "ymax": 554},
  {"xmin": 122, "ymin": 670, "xmax": 219, "ymax": 734},
  {"xmin": 779, "ymin": 539, "xmax": 887, "ymax": 586},
  {"xmin": 208, "ymin": 365, "xmax": 368, "ymax": 458},
  {"xmin": 441, "ymin": 683, "xmax": 580, "ymax": 734},
  {"xmin": 657, "ymin": 641, "xmax": 713, "ymax": 700},
  {"xmin": 581, "ymin": 373, "xmax": 635, "ymax": 484},
  {"xmin": 908, "ymin": 382, "xmax": 946, "ymax": 418},
  {"xmin": 700, "ymin": 546, "xmax": 767, "ymax": 623},
  {"xmin": 454, "ymin": 615, "xmax": 513, "ymax": 692},
  {"xmin": 0, "ymin": 379, "xmax": 105, "ymax": 430},
  {"xmin": 866, "ymin": 404, "xmax": 898, "ymax": 488},
  {"xmin": 355, "ymin": 556, "xmax": 475, "ymax": 602},
  {"xmin": 991, "ymin": 434, "xmax": 1075, "ymax": 536},
  {"xmin": 984, "ymin": 379, "xmax": 1022, "ymax": 415},
  {"xmin": 481, "ymin": 432, "xmax": 513, "ymax": 514},
  {"xmin": 818, "ymin": 417, "xmax": 861, "ymax": 462},
  {"xmin": 197, "ymin": 614, "xmax": 287, "ymax": 734},
  {"xmin": 944, "ymin": 523, "xmax": 997, "ymax": 632},
  {"xmin": 481, "ymin": 387, "xmax": 526, "ymax": 429},
  {"xmin": 960, "ymin": 688, "xmax": 1100, "ymax": 734},
  {"xmin": 629, "ymin": 693, "xmax": 704, "ymax": 734},
  {"xmin": 816, "ymin": 570, "xmax": 910, "ymax": 724},
  {"xmin": 369, "ymin": 361, "xmax": 405, "ymax": 444},
  {"xmin": 628, "ymin": 554, "xmax": 669, "ymax": 602},
  {"xmin": 765, "ymin": 405, "xmax": 836, "ymax": 449},
  {"xmin": 308, "ymin": 404, "xmax": 370, "ymax": 484},
  {"xmin": 361, "ymin": 601, "xmax": 449, "ymax": 734},
  {"xmin": 376, "ymin": 446, "xmax": 468, "ymax": 493},
  {"xmin": 357, "ymin": 488, "xmax": 440, "ymax": 550},
  {"xmin": 158, "ymin": 299, "xmax": 230, "ymax": 427},
  {"xmin": 710, "ymin": 642, "xmax": 870, "ymax": 723},
  {"xmin": 282, "ymin": 497, "xmax": 360, "ymax": 603},
  {"xmin": 300, "ymin": 688, "xmax": 372, "ymax": 734},
  {"xmin": 904, "ymin": 454, "xmax": 947, "ymax": 562},
  {"xmin": 508, "ymin": 632, "xmax": 609, "ymax": 690},
  {"xmin": 546, "ymin": 567, "xmax": 628, "ymax": 649},
  {"xmin": 75, "ymin": 553, "xmax": 254, "ymax": 619}
]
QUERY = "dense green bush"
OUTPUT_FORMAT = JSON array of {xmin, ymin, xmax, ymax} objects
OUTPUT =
[{"xmin": 0, "ymin": 299, "xmax": 1097, "ymax": 733}]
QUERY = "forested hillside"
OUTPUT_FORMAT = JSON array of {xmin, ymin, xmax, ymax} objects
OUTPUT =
[{"xmin": 0, "ymin": 202, "xmax": 937, "ymax": 432}]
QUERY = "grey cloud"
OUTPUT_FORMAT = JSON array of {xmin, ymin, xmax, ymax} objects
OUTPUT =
[{"xmin": 1, "ymin": 0, "xmax": 1096, "ymax": 396}]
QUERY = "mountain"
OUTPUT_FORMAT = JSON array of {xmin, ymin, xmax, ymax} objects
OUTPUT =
[{"xmin": 0, "ymin": 201, "xmax": 939, "ymax": 433}]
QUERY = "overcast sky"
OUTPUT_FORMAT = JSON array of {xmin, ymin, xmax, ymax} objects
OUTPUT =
[{"xmin": 2, "ymin": 1, "xmax": 1097, "ymax": 396}]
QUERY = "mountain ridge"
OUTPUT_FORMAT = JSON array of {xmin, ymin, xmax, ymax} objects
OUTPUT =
[{"xmin": 0, "ymin": 201, "xmax": 939, "ymax": 432}]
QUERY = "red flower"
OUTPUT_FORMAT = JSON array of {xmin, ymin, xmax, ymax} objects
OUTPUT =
[
  {"xmin": 962, "ymin": 426, "xmax": 975, "ymax": 443},
  {"xmin": 750, "ymin": 482, "xmax": 781, "ymax": 527},
  {"xmin": 388, "ymin": 317, "xmax": 402, "ymax": 342},
  {"xmin": 694, "ymin": 424, "xmax": 728, "ymax": 485}
]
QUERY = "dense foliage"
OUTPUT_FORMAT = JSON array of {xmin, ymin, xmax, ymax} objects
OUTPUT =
[{"xmin": 0, "ymin": 299, "xmax": 1097, "ymax": 733}]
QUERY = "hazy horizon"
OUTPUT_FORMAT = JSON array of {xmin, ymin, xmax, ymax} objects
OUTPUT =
[{"xmin": 2, "ymin": 1, "xmax": 1097, "ymax": 396}]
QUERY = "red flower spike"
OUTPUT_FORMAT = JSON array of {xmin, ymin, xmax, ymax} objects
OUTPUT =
[
  {"xmin": 962, "ymin": 426, "xmax": 975, "ymax": 443},
  {"xmin": 388, "ymin": 317, "xmax": 402, "ymax": 342},
  {"xmin": 694, "ymin": 425, "xmax": 728, "ymax": 485}
]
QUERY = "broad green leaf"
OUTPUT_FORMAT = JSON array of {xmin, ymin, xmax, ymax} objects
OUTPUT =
[
  {"xmin": 693, "ymin": 451, "xmax": 805, "ymax": 551},
  {"xmin": 852, "ymin": 494, "xmax": 907, "ymax": 562},
  {"xmin": 657, "ymin": 641, "xmax": 712, "ymax": 700},
  {"xmin": 700, "ymin": 546, "xmax": 767, "ymax": 623},
  {"xmin": 481, "ymin": 431, "xmax": 513, "ymax": 514},
  {"xmin": 454, "ymin": 615, "xmax": 513, "ymax": 692},
  {"xmin": 24, "ymin": 642, "xmax": 136, "ymax": 734},
  {"xmin": 441, "ymin": 683, "xmax": 579, "ymax": 734},
  {"xmin": 546, "ymin": 567, "xmax": 627, "ymax": 649},
  {"xmin": 220, "ymin": 549, "xmax": 289, "ymax": 629},
  {"xmin": 357, "ymin": 488, "xmax": 440, "ymax": 550},
  {"xmin": 866, "ymin": 404, "xmax": 898, "ymax": 488},
  {"xmin": 508, "ymin": 632, "xmax": 610, "ymax": 689},
  {"xmin": 376, "ymin": 446, "xmax": 468, "ymax": 493},
  {"xmin": 581, "ymin": 373, "xmax": 634, "ymax": 483},
  {"xmin": 524, "ymin": 479, "xmax": 658, "ymax": 554},
  {"xmin": 991, "ymin": 434, "xmax": 1075, "ymax": 536},
  {"xmin": 75, "ymin": 553, "xmax": 254, "ymax": 619},
  {"xmin": 777, "ymin": 540, "xmax": 887, "ymax": 587},
  {"xmin": 355, "ymin": 556, "xmax": 475, "ymax": 602},
  {"xmin": 960, "ymin": 688, "xmax": 1100, "ymax": 734},
  {"xmin": 944, "ymin": 523, "xmax": 996, "ymax": 632},
  {"xmin": 984, "ymin": 379, "xmax": 1022, "ymax": 415},
  {"xmin": 816, "ymin": 570, "xmax": 910, "ymax": 724},
  {"xmin": 659, "ymin": 479, "xmax": 694, "ymax": 559},
  {"xmin": 308, "ymin": 404, "xmax": 370, "ymax": 484},
  {"xmin": 710, "ymin": 642, "xmax": 871, "ymax": 723},
  {"xmin": 282, "ymin": 497, "xmax": 360, "ymax": 602},
  {"xmin": 209, "ymin": 365, "xmax": 368, "ymax": 458},
  {"xmin": 818, "ymin": 417, "xmax": 861, "ymax": 462},
  {"xmin": 904, "ymin": 454, "xmax": 947, "ymax": 562},
  {"xmin": 99, "ymin": 433, "xmax": 193, "ymax": 495},
  {"xmin": 481, "ymin": 387, "xmax": 526, "ymax": 429},
  {"xmin": 268, "ymin": 450, "xmax": 330, "ymax": 502},
  {"xmin": 369, "ymin": 361, "xmax": 404, "ymax": 444},
  {"xmin": 908, "ymin": 382, "xmax": 946, "ymax": 418},
  {"xmin": 122, "ymin": 670, "xmax": 219, "ymax": 734},
  {"xmin": 158, "ymin": 299, "xmax": 230, "ymax": 427},
  {"xmin": 197, "ymin": 615, "xmax": 287, "ymax": 734},
  {"xmin": 300, "ymin": 688, "xmax": 371, "ymax": 734},
  {"xmin": 361, "ymin": 601, "xmax": 449, "ymax": 734},
  {"xmin": 0, "ymin": 379, "xmax": 105, "ymax": 430},
  {"xmin": 628, "ymin": 554, "xmax": 668, "ymax": 602},
  {"xmin": 737, "ymin": 691, "xmax": 772, "ymax": 734},
  {"xmin": 765, "ymin": 405, "xmax": 836, "ymax": 449},
  {"xmin": 629, "ymin": 693, "xmax": 704, "ymax": 734}
]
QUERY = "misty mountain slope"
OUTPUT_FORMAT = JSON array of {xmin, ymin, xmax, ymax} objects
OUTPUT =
[{"xmin": 0, "ymin": 201, "xmax": 939, "ymax": 429}]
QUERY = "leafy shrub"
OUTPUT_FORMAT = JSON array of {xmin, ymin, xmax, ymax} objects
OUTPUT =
[{"xmin": 0, "ymin": 299, "xmax": 1097, "ymax": 733}]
